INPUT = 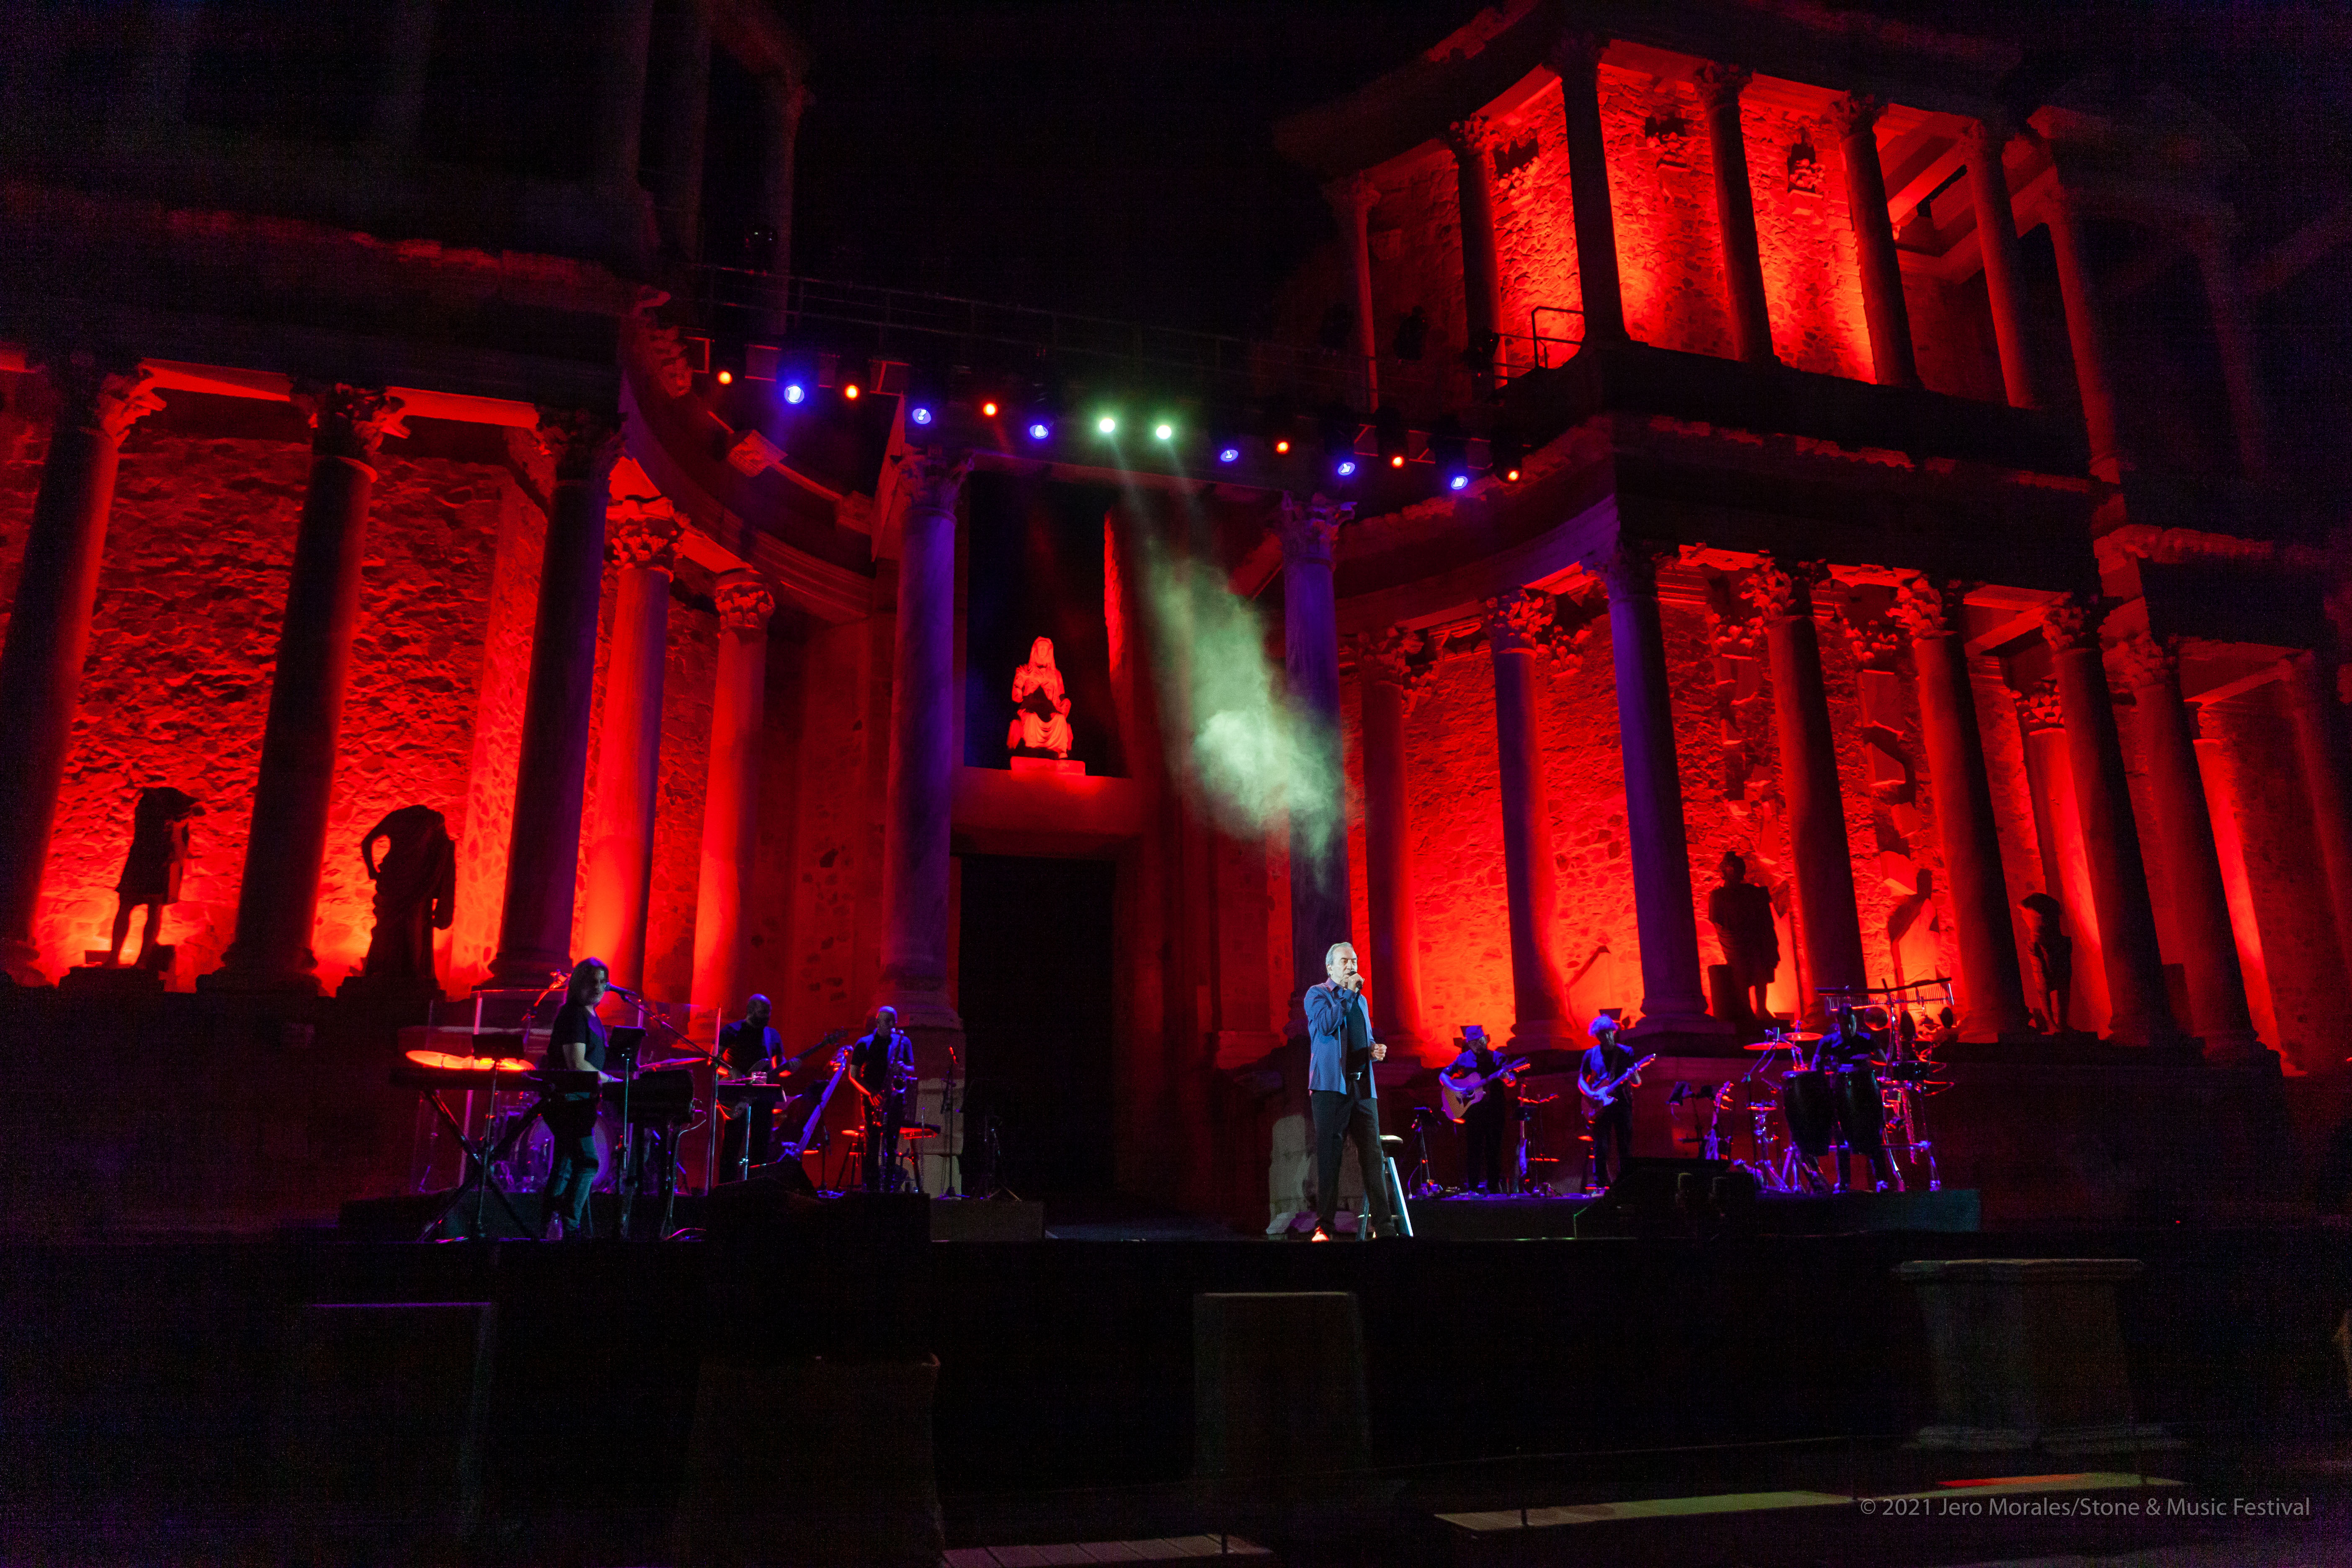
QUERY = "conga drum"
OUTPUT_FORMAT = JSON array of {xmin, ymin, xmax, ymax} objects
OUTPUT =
[
  {"xmin": 1833, "ymin": 1066, "xmax": 1888, "ymax": 1153},
  {"xmin": 1778, "ymin": 1070, "xmax": 1839, "ymax": 1158}
]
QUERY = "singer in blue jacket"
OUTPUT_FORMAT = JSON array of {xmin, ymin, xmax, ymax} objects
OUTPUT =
[{"xmin": 1302, "ymin": 941, "xmax": 1398, "ymax": 1240}]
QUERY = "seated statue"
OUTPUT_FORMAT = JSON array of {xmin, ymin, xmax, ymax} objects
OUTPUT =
[{"xmin": 1007, "ymin": 635, "xmax": 1075, "ymax": 759}]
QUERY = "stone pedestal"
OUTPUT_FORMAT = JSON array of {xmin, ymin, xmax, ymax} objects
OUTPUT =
[
  {"xmin": 1485, "ymin": 590, "xmax": 1575, "ymax": 1050},
  {"xmin": 691, "ymin": 574, "xmax": 774, "ymax": 1013},
  {"xmin": 0, "ymin": 358, "xmax": 160, "ymax": 983},
  {"xmin": 1895, "ymin": 1258, "xmax": 2169, "ymax": 1453},
  {"xmin": 1830, "ymin": 94, "xmax": 1919, "ymax": 389},
  {"xmin": 579, "ymin": 497, "xmax": 679, "ymax": 990},
  {"xmin": 208, "ymin": 385, "xmax": 405, "ymax": 995},
  {"xmin": 486, "ymin": 410, "xmax": 623, "ymax": 990}
]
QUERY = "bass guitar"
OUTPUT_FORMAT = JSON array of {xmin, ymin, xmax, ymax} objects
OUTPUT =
[
  {"xmin": 1441, "ymin": 1056, "xmax": 1530, "ymax": 1122},
  {"xmin": 1578, "ymin": 1052, "xmax": 1658, "ymax": 1115}
]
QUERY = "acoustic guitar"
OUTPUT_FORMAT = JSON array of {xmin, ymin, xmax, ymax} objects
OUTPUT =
[{"xmin": 1441, "ymin": 1055, "xmax": 1530, "ymax": 1122}]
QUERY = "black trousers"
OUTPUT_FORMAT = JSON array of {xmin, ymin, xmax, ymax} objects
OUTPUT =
[
  {"xmin": 1462, "ymin": 1097, "xmax": 1511, "ymax": 1191},
  {"xmin": 1588, "ymin": 1101, "xmax": 1633, "ymax": 1189},
  {"xmin": 862, "ymin": 1094, "xmax": 905, "ymax": 1192},
  {"xmin": 539, "ymin": 1094, "xmax": 599, "ymax": 1237},
  {"xmin": 1311, "ymin": 1088, "xmax": 1395, "ymax": 1235},
  {"xmin": 718, "ymin": 1089, "xmax": 781, "ymax": 1179}
]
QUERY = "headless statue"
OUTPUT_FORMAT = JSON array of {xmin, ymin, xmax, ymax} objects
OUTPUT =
[
  {"xmin": 358, "ymin": 806, "xmax": 456, "ymax": 992},
  {"xmin": 1007, "ymin": 635, "xmax": 1074, "ymax": 759},
  {"xmin": 2020, "ymin": 892, "xmax": 2073, "ymax": 1034},
  {"xmin": 109, "ymin": 787, "xmax": 200, "ymax": 967},
  {"xmin": 1706, "ymin": 851, "xmax": 1779, "ymax": 1024}
]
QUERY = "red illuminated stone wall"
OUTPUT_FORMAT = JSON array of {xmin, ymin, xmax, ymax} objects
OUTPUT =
[
  {"xmin": 1599, "ymin": 68, "xmax": 1736, "ymax": 360},
  {"xmin": 1749, "ymin": 97, "xmax": 1872, "ymax": 378}
]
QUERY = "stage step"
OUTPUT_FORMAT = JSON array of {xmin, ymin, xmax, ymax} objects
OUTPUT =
[
  {"xmin": 1436, "ymin": 1470, "xmax": 2180, "ymax": 1534},
  {"xmin": 942, "ymin": 1537, "xmax": 1271, "ymax": 1564}
]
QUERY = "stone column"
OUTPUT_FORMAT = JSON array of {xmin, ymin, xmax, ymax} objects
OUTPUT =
[
  {"xmin": 206, "ymin": 386, "xmax": 408, "ymax": 993},
  {"xmin": 652, "ymin": 0, "xmax": 712, "ymax": 260},
  {"xmin": 875, "ymin": 449, "xmax": 970, "ymax": 1043},
  {"xmin": 1547, "ymin": 30, "xmax": 1628, "ymax": 344},
  {"xmin": 1354, "ymin": 627, "xmax": 1429, "ymax": 1056},
  {"xmin": 1485, "ymin": 590, "xmax": 1576, "ymax": 1049},
  {"xmin": 1694, "ymin": 63, "xmax": 1775, "ymax": 365},
  {"xmin": 759, "ymin": 73, "xmax": 812, "ymax": 276},
  {"xmin": 1591, "ymin": 541, "xmax": 1718, "ymax": 1034},
  {"xmin": 1324, "ymin": 174, "xmax": 1382, "ymax": 408},
  {"xmin": 486, "ymin": 410, "xmax": 624, "ymax": 989},
  {"xmin": 2190, "ymin": 716, "xmax": 2278, "ymax": 1049},
  {"xmin": 691, "ymin": 573, "xmax": 774, "ymax": 1013},
  {"xmin": 2188, "ymin": 218, "xmax": 2271, "ymax": 480},
  {"xmin": 1443, "ymin": 116, "xmax": 1505, "ymax": 392},
  {"xmin": 2112, "ymin": 633, "xmax": 2260, "ymax": 1061},
  {"xmin": 1828, "ymin": 94, "xmax": 1920, "ymax": 389},
  {"xmin": 577, "ymin": 495, "xmax": 680, "ymax": 991},
  {"xmin": 1895, "ymin": 578, "xmax": 2030, "ymax": 1039},
  {"xmin": 1748, "ymin": 560, "xmax": 1867, "ymax": 1018},
  {"xmin": 2016, "ymin": 679, "xmax": 2111, "ymax": 1030},
  {"xmin": 365, "ymin": 0, "xmax": 440, "ymax": 164},
  {"xmin": 1962, "ymin": 119, "xmax": 2041, "ymax": 410},
  {"xmin": 0, "ymin": 357, "xmax": 161, "ymax": 981},
  {"xmin": 2042, "ymin": 598, "xmax": 2178, "ymax": 1044},
  {"xmin": 595, "ymin": 0, "xmax": 657, "ymax": 192},
  {"xmin": 1278, "ymin": 494, "xmax": 1352, "ymax": 1022},
  {"xmin": 2285, "ymin": 650, "xmax": 2352, "ymax": 996},
  {"xmin": 2041, "ymin": 186, "xmax": 2128, "ymax": 482}
]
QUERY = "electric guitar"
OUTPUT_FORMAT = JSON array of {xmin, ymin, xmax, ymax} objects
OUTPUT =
[
  {"xmin": 1578, "ymin": 1052, "xmax": 1658, "ymax": 1115},
  {"xmin": 1441, "ymin": 1056, "xmax": 1531, "ymax": 1122}
]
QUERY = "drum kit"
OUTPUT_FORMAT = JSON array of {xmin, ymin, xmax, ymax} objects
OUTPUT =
[{"xmin": 1695, "ymin": 982, "xmax": 1950, "ymax": 1195}]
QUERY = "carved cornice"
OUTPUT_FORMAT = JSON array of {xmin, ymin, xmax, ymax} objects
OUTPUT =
[
  {"xmin": 1442, "ymin": 115, "xmax": 1496, "ymax": 163},
  {"xmin": 2040, "ymin": 593, "xmax": 2105, "ymax": 652},
  {"xmin": 1691, "ymin": 62, "xmax": 1753, "ymax": 111},
  {"xmin": 1483, "ymin": 587, "xmax": 1567, "ymax": 658},
  {"xmin": 536, "ymin": 407, "xmax": 625, "ymax": 486},
  {"xmin": 293, "ymin": 383, "xmax": 407, "ymax": 464},
  {"xmin": 1826, "ymin": 92, "xmax": 1887, "ymax": 140},
  {"xmin": 2109, "ymin": 630, "xmax": 2180, "ymax": 693},
  {"xmin": 46, "ymin": 354, "xmax": 162, "ymax": 443},
  {"xmin": 1891, "ymin": 575, "xmax": 1974, "ymax": 641},
  {"xmin": 2015, "ymin": 680, "xmax": 2064, "ymax": 734},
  {"xmin": 1743, "ymin": 558, "xmax": 1827, "ymax": 625},
  {"xmin": 606, "ymin": 492, "xmax": 683, "ymax": 571},
  {"xmin": 1274, "ymin": 492, "xmax": 1351, "ymax": 567},
  {"xmin": 895, "ymin": 447, "xmax": 973, "ymax": 517},
  {"xmin": 716, "ymin": 571, "xmax": 777, "ymax": 635},
  {"xmin": 1843, "ymin": 614, "xmax": 1906, "ymax": 673}
]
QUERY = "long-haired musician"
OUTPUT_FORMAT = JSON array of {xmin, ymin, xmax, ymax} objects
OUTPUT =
[
  {"xmin": 540, "ymin": 957, "xmax": 614, "ymax": 1238},
  {"xmin": 851, "ymin": 1006, "xmax": 916, "ymax": 1192}
]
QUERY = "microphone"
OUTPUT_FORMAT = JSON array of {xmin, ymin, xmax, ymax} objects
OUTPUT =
[{"xmin": 607, "ymin": 982, "xmax": 645, "ymax": 1001}]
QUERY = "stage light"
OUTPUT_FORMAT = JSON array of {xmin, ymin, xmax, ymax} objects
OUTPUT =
[
  {"xmin": 1390, "ymin": 454, "xmax": 1405, "ymax": 469},
  {"xmin": 909, "ymin": 405, "xmax": 934, "ymax": 426},
  {"xmin": 1096, "ymin": 415, "xmax": 1117, "ymax": 435},
  {"xmin": 981, "ymin": 400, "xmax": 999, "ymax": 418},
  {"xmin": 1336, "ymin": 459, "xmax": 1358, "ymax": 477},
  {"xmin": 1154, "ymin": 422, "xmax": 1174, "ymax": 441},
  {"xmin": 1027, "ymin": 420, "xmax": 1052, "ymax": 441},
  {"xmin": 843, "ymin": 383, "xmax": 861, "ymax": 400},
  {"xmin": 782, "ymin": 382, "xmax": 805, "ymax": 404},
  {"xmin": 1274, "ymin": 438, "xmax": 1291, "ymax": 454},
  {"xmin": 716, "ymin": 369, "xmax": 733, "ymax": 385},
  {"xmin": 1504, "ymin": 466, "xmax": 1522, "ymax": 482},
  {"xmin": 1374, "ymin": 404, "xmax": 1408, "ymax": 468},
  {"xmin": 1449, "ymin": 473, "xmax": 1470, "ymax": 491},
  {"xmin": 1488, "ymin": 428, "xmax": 1526, "ymax": 484},
  {"xmin": 1217, "ymin": 446, "xmax": 1241, "ymax": 464}
]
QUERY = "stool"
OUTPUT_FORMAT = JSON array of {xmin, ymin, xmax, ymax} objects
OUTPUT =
[{"xmin": 1379, "ymin": 1135, "xmax": 1413, "ymax": 1238}]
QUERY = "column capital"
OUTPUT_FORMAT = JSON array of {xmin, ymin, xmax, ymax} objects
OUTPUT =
[
  {"xmin": 292, "ymin": 383, "xmax": 407, "ymax": 464},
  {"xmin": 2015, "ymin": 678, "xmax": 2065, "ymax": 734},
  {"xmin": 1322, "ymin": 172, "xmax": 1380, "ymax": 220},
  {"xmin": 1545, "ymin": 27, "xmax": 1608, "ymax": 82},
  {"xmin": 1743, "ymin": 557, "xmax": 1828, "ymax": 625},
  {"xmin": 1826, "ymin": 92, "xmax": 1887, "ymax": 139},
  {"xmin": 1843, "ymin": 610, "xmax": 1906, "ymax": 672},
  {"xmin": 46, "ymin": 355, "xmax": 164, "ymax": 442},
  {"xmin": 1587, "ymin": 537, "xmax": 1670, "ymax": 601},
  {"xmin": 2040, "ymin": 592, "xmax": 2107, "ymax": 652},
  {"xmin": 536, "ymin": 407, "xmax": 626, "ymax": 485},
  {"xmin": 1691, "ymin": 62, "xmax": 1752, "ymax": 109},
  {"xmin": 1892, "ymin": 575, "xmax": 1976, "ymax": 640},
  {"xmin": 2110, "ymin": 629, "xmax": 2180, "ymax": 692},
  {"xmin": 606, "ymin": 491, "xmax": 683, "ymax": 571},
  {"xmin": 1274, "ymin": 492, "xmax": 1351, "ymax": 567},
  {"xmin": 1351, "ymin": 626, "xmax": 1436, "ymax": 711},
  {"xmin": 715, "ymin": 570, "xmax": 777, "ymax": 634},
  {"xmin": 1961, "ymin": 115, "xmax": 2019, "ymax": 155},
  {"xmin": 1442, "ymin": 114, "xmax": 1497, "ymax": 163},
  {"xmin": 1483, "ymin": 586, "xmax": 1565, "ymax": 657},
  {"xmin": 895, "ymin": 446, "xmax": 973, "ymax": 516}
]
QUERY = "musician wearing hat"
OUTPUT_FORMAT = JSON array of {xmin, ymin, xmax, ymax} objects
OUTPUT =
[{"xmin": 1578, "ymin": 1014, "xmax": 1642, "ymax": 1191}]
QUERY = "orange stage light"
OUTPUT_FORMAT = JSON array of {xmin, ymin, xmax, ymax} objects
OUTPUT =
[
  {"xmin": 1390, "ymin": 454, "xmax": 1405, "ymax": 468},
  {"xmin": 715, "ymin": 369, "xmax": 733, "ymax": 385},
  {"xmin": 1274, "ymin": 438, "xmax": 1291, "ymax": 454},
  {"xmin": 843, "ymin": 383, "xmax": 860, "ymax": 400},
  {"xmin": 981, "ymin": 400, "xmax": 999, "ymax": 417}
]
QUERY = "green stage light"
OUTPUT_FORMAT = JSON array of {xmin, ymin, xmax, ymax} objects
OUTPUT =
[{"xmin": 1096, "ymin": 414, "xmax": 1118, "ymax": 435}]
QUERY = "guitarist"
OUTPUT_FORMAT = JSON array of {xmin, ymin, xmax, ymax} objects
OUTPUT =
[
  {"xmin": 1577, "ymin": 1014, "xmax": 1644, "ymax": 1191},
  {"xmin": 1441, "ymin": 1025, "xmax": 1519, "ymax": 1193}
]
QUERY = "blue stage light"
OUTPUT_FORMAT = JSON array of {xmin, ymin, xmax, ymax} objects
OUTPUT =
[
  {"xmin": 782, "ymin": 382, "xmax": 805, "ymax": 404},
  {"xmin": 1217, "ymin": 446, "xmax": 1240, "ymax": 464},
  {"xmin": 909, "ymin": 405, "xmax": 934, "ymax": 426},
  {"xmin": 1027, "ymin": 420, "xmax": 1052, "ymax": 441},
  {"xmin": 1449, "ymin": 473, "xmax": 1470, "ymax": 491},
  {"xmin": 1336, "ymin": 459, "xmax": 1358, "ymax": 477}
]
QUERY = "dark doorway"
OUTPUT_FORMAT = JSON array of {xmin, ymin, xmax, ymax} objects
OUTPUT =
[{"xmin": 957, "ymin": 854, "xmax": 1118, "ymax": 1195}]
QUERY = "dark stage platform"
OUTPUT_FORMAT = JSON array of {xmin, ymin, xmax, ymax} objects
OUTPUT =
[{"xmin": 1406, "ymin": 1186, "xmax": 1980, "ymax": 1239}]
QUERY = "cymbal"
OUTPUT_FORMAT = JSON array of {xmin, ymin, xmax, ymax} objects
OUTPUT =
[
  {"xmin": 1743, "ymin": 1041, "xmax": 1787, "ymax": 1052},
  {"xmin": 900, "ymin": 1124, "xmax": 943, "ymax": 1138},
  {"xmin": 1783, "ymin": 1032, "xmax": 1824, "ymax": 1043}
]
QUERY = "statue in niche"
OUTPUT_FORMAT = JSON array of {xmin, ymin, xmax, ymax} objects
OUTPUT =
[
  {"xmin": 2020, "ymin": 892, "xmax": 2073, "ymax": 1035},
  {"xmin": 106, "ymin": 787, "xmax": 200, "ymax": 969},
  {"xmin": 1706, "ymin": 851, "xmax": 1780, "ymax": 1025},
  {"xmin": 1007, "ymin": 636, "xmax": 1075, "ymax": 760},
  {"xmin": 356, "ymin": 806, "xmax": 456, "ymax": 993}
]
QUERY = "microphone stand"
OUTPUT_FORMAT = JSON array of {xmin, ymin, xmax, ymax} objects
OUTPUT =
[{"xmin": 941, "ymin": 1037, "xmax": 964, "ymax": 1199}]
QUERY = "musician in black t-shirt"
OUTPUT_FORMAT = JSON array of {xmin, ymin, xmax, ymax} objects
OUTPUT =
[
  {"xmin": 716, "ymin": 994, "xmax": 784, "ymax": 1179},
  {"xmin": 850, "ymin": 1006, "xmax": 916, "ymax": 1192},
  {"xmin": 540, "ymin": 957, "xmax": 614, "ymax": 1239},
  {"xmin": 1578, "ymin": 1014, "xmax": 1640, "ymax": 1191}
]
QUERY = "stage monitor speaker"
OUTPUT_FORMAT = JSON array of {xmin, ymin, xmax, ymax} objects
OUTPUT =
[{"xmin": 1575, "ymin": 1156, "xmax": 1730, "ymax": 1238}]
